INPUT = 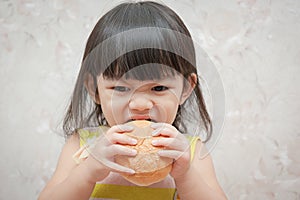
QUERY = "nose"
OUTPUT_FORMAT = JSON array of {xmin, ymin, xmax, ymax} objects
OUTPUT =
[{"xmin": 129, "ymin": 93, "xmax": 153, "ymax": 111}]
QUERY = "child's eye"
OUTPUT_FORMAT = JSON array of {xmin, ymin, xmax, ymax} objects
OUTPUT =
[
  {"xmin": 113, "ymin": 86, "xmax": 130, "ymax": 92},
  {"xmin": 152, "ymin": 86, "xmax": 168, "ymax": 92}
]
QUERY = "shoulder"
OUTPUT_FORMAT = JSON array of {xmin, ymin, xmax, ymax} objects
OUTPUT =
[
  {"xmin": 184, "ymin": 135, "xmax": 200, "ymax": 161},
  {"xmin": 56, "ymin": 133, "xmax": 81, "ymax": 169},
  {"xmin": 78, "ymin": 126, "xmax": 109, "ymax": 146}
]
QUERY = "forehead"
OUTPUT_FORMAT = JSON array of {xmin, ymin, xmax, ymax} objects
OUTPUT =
[
  {"xmin": 98, "ymin": 73, "xmax": 184, "ymax": 85},
  {"xmin": 103, "ymin": 62, "xmax": 183, "ymax": 81}
]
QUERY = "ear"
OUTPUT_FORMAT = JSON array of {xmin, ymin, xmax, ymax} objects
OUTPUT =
[
  {"xmin": 180, "ymin": 73, "xmax": 197, "ymax": 105},
  {"xmin": 84, "ymin": 73, "xmax": 101, "ymax": 105}
]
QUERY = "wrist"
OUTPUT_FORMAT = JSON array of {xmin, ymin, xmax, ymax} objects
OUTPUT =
[
  {"xmin": 80, "ymin": 156, "xmax": 110, "ymax": 184},
  {"xmin": 174, "ymin": 165, "xmax": 193, "ymax": 185}
]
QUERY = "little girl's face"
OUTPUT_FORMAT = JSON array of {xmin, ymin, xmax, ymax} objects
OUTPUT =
[{"xmin": 96, "ymin": 73, "xmax": 194, "ymax": 126}]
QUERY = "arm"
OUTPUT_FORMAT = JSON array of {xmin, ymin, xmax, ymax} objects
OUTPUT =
[
  {"xmin": 151, "ymin": 123, "xmax": 227, "ymax": 200},
  {"xmin": 38, "ymin": 125, "xmax": 137, "ymax": 200},
  {"xmin": 174, "ymin": 142, "xmax": 227, "ymax": 200},
  {"xmin": 38, "ymin": 134, "xmax": 103, "ymax": 200}
]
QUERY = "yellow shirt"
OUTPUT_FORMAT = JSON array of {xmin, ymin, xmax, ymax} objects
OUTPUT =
[{"xmin": 76, "ymin": 127, "xmax": 199, "ymax": 200}]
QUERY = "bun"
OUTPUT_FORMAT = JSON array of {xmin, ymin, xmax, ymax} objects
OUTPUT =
[{"xmin": 115, "ymin": 120, "xmax": 173, "ymax": 186}]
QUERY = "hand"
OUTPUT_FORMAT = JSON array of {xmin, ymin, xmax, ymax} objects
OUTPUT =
[
  {"xmin": 151, "ymin": 123, "xmax": 191, "ymax": 179},
  {"xmin": 84, "ymin": 124, "xmax": 138, "ymax": 181}
]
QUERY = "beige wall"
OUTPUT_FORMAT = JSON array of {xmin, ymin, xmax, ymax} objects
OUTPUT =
[{"xmin": 0, "ymin": 0, "xmax": 299, "ymax": 199}]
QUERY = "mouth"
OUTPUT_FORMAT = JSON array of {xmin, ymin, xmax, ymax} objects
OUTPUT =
[{"xmin": 127, "ymin": 118, "xmax": 156, "ymax": 123}]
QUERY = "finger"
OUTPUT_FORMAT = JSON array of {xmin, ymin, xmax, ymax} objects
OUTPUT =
[
  {"xmin": 108, "ymin": 133, "xmax": 137, "ymax": 145},
  {"xmin": 108, "ymin": 124, "xmax": 134, "ymax": 133},
  {"xmin": 104, "ymin": 125, "xmax": 137, "ymax": 145},
  {"xmin": 88, "ymin": 144, "xmax": 137, "ymax": 163},
  {"xmin": 151, "ymin": 123, "xmax": 178, "ymax": 137},
  {"xmin": 105, "ymin": 144, "xmax": 137, "ymax": 157},
  {"xmin": 151, "ymin": 122, "xmax": 168, "ymax": 129},
  {"xmin": 157, "ymin": 150, "xmax": 185, "ymax": 160},
  {"xmin": 152, "ymin": 137, "xmax": 188, "ymax": 151}
]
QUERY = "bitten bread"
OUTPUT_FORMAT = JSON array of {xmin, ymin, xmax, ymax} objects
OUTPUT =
[{"xmin": 115, "ymin": 120, "xmax": 173, "ymax": 186}]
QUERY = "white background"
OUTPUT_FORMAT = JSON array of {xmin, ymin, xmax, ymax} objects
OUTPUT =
[{"xmin": 0, "ymin": 0, "xmax": 299, "ymax": 199}]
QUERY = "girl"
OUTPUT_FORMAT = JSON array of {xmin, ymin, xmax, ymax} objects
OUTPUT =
[{"xmin": 39, "ymin": 1, "xmax": 227, "ymax": 200}]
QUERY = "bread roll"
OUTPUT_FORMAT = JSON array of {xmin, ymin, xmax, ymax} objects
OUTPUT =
[{"xmin": 115, "ymin": 120, "xmax": 173, "ymax": 186}]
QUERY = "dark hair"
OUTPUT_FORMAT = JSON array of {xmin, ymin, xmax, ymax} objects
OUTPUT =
[{"xmin": 63, "ymin": 1, "xmax": 212, "ymax": 141}]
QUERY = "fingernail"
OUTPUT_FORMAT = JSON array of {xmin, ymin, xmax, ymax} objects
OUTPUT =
[
  {"xmin": 151, "ymin": 139, "xmax": 158, "ymax": 145},
  {"xmin": 120, "ymin": 125, "xmax": 134, "ymax": 131},
  {"xmin": 151, "ymin": 123, "xmax": 160, "ymax": 128},
  {"xmin": 128, "ymin": 169, "xmax": 135, "ymax": 174},
  {"xmin": 130, "ymin": 149, "xmax": 137, "ymax": 155},
  {"xmin": 129, "ymin": 138, "xmax": 137, "ymax": 145},
  {"xmin": 152, "ymin": 130, "xmax": 159, "ymax": 136},
  {"xmin": 157, "ymin": 150, "xmax": 164, "ymax": 156}
]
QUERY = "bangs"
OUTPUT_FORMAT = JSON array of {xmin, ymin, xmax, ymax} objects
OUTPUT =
[
  {"xmin": 83, "ymin": 27, "xmax": 196, "ymax": 81},
  {"xmin": 102, "ymin": 48, "xmax": 191, "ymax": 80}
]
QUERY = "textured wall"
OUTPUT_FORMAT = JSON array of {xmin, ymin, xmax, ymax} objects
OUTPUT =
[{"xmin": 0, "ymin": 0, "xmax": 299, "ymax": 199}]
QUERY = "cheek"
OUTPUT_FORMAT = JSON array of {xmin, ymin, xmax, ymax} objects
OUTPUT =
[
  {"xmin": 154, "ymin": 96, "xmax": 180, "ymax": 123},
  {"xmin": 169, "ymin": 87, "xmax": 183, "ymax": 101},
  {"xmin": 166, "ymin": 95, "xmax": 181, "ymax": 121},
  {"xmin": 109, "ymin": 94, "xmax": 131, "ymax": 111},
  {"xmin": 164, "ymin": 90, "xmax": 181, "ymax": 103},
  {"xmin": 101, "ymin": 94, "xmax": 131, "ymax": 123}
]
